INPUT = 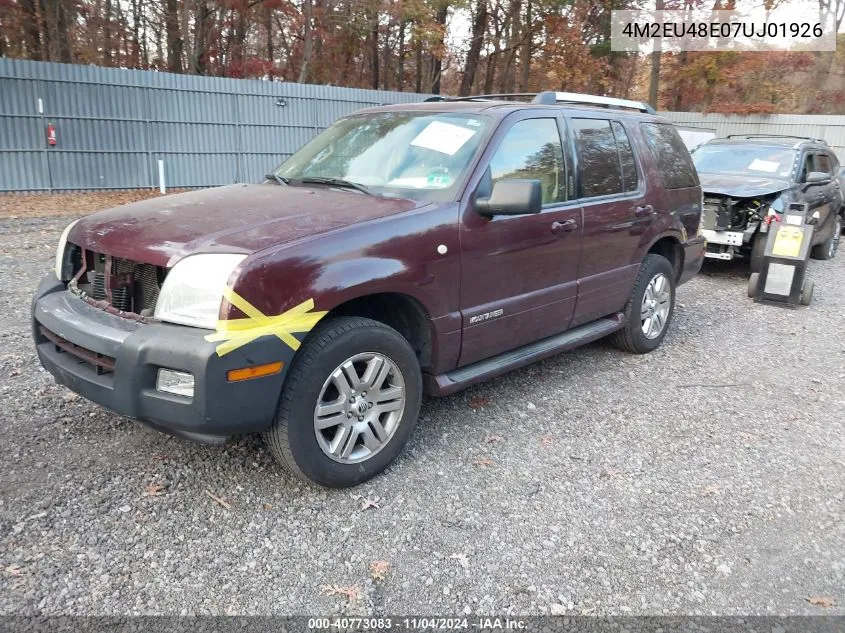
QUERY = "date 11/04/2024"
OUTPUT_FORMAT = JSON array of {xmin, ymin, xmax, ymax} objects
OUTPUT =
[{"xmin": 307, "ymin": 617, "xmax": 527, "ymax": 630}]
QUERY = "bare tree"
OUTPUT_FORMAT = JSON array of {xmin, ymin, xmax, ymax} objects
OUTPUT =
[{"xmin": 460, "ymin": 0, "xmax": 488, "ymax": 95}]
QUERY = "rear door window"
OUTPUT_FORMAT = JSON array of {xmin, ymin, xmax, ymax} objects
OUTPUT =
[
  {"xmin": 640, "ymin": 122, "xmax": 699, "ymax": 189},
  {"xmin": 571, "ymin": 118, "xmax": 623, "ymax": 198}
]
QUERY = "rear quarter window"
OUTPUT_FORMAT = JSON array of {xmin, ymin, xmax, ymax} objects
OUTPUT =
[{"xmin": 640, "ymin": 122, "xmax": 699, "ymax": 189}]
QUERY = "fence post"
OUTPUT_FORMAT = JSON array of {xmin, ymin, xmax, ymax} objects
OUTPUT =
[
  {"xmin": 36, "ymin": 84, "xmax": 53, "ymax": 193},
  {"xmin": 234, "ymin": 92, "xmax": 243, "ymax": 183}
]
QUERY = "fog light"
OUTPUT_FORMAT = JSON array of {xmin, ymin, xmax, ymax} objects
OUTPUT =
[{"xmin": 156, "ymin": 369, "xmax": 194, "ymax": 398}]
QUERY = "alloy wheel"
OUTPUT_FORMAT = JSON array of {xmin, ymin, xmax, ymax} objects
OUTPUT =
[
  {"xmin": 313, "ymin": 352, "xmax": 406, "ymax": 464},
  {"xmin": 640, "ymin": 273, "xmax": 671, "ymax": 340}
]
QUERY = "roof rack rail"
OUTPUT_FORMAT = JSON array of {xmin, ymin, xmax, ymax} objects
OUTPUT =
[
  {"xmin": 726, "ymin": 134, "xmax": 827, "ymax": 145},
  {"xmin": 424, "ymin": 91, "xmax": 656, "ymax": 114},
  {"xmin": 423, "ymin": 93, "xmax": 539, "ymax": 103},
  {"xmin": 532, "ymin": 91, "xmax": 656, "ymax": 114}
]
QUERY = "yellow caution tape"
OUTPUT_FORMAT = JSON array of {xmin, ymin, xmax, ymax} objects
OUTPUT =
[{"xmin": 204, "ymin": 287, "xmax": 327, "ymax": 357}]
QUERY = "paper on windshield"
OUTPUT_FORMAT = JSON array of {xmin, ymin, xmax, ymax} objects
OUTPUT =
[
  {"xmin": 748, "ymin": 158, "xmax": 780, "ymax": 173},
  {"xmin": 410, "ymin": 121, "xmax": 476, "ymax": 156}
]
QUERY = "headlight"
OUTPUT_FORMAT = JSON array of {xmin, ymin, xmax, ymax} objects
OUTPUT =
[
  {"xmin": 154, "ymin": 253, "xmax": 246, "ymax": 329},
  {"xmin": 54, "ymin": 219, "xmax": 79, "ymax": 281}
]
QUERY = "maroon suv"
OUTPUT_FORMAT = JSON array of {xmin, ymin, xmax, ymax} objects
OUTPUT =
[{"xmin": 33, "ymin": 91, "xmax": 704, "ymax": 487}]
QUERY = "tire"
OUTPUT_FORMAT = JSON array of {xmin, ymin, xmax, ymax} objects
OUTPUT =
[
  {"xmin": 747, "ymin": 272, "xmax": 759, "ymax": 298},
  {"xmin": 800, "ymin": 280, "xmax": 814, "ymax": 306},
  {"xmin": 750, "ymin": 232, "xmax": 766, "ymax": 273},
  {"xmin": 611, "ymin": 254, "xmax": 676, "ymax": 354},
  {"xmin": 263, "ymin": 316, "xmax": 422, "ymax": 488},
  {"xmin": 810, "ymin": 215, "xmax": 841, "ymax": 260}
]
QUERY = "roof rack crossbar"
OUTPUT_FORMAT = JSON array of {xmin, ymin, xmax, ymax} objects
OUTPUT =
[
  {"xmin": 726, "ymin": 134, "xmax": 827, "ymax": 145},
  {"xmin": 424, "ymin": 91, "xmax": 656, "ymax": 114}
]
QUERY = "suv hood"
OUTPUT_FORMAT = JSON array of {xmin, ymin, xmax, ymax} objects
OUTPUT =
[
  {"xmin": 699, "ymin": 172, "xmax": 790, "ymax": 198},
  {"xmin": 69, "ymin": 184, "xmax": 423, "ymax": 267}
]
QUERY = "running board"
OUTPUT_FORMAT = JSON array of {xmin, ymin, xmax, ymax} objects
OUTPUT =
[{"xmin": 426, "ymin": 314, "xmax": 624, "ymax": 396}]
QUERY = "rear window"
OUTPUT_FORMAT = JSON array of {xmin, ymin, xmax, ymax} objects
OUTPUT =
[{"xmin": 641, "ymin": 122, "xmax": 699, "ymax": 189}]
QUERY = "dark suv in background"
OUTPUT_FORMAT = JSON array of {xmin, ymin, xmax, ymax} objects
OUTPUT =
[
  {"xmin": 692, "ymin": 135, "xmax": 843, "ymax": 271},
  {"xmin": 33, "ymin": 91, "xmax": 704, "ymax": 487}
]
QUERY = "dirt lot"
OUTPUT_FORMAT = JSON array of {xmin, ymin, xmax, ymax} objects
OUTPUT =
[{"xmin": 0, "ymin": 201, "xmax": 843, "ymax": 616}]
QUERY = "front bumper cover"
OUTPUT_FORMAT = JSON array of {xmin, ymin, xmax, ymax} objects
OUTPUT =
[{"xmin": 32, "ymin": 275, "xmax": 294, "ymax": 442}]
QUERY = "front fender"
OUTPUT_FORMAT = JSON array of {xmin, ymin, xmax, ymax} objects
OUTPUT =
[{"xmin": 216, "ymin": 205, "xmax": 462, "ymax": 360}]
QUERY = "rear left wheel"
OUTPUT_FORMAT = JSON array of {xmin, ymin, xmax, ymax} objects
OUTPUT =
[{"xmin": 611, "ymin": 254, "xmax": 675, "ymax": 354}]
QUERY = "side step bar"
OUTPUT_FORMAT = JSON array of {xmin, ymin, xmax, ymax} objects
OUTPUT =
[{"xmin": 426, "ymin": 314, "xmax": 624, "ymax": 396}]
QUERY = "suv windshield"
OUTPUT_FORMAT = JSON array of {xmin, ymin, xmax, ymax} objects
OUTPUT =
[
  {"xmin": 692, "ymin": 144, "xmax": 797, "ymax": 179},
  {"xmin": 272, "ymin": 112, "xmax": 492, "ymax": 201}
]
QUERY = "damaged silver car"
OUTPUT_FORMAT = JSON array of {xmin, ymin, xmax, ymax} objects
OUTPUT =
[{"xmin": 692, "ymin": 135, "xmax": 843, "ymax": 272}]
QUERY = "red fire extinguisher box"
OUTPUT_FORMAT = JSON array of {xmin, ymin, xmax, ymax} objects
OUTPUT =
[{"xmin": 46, "ymin": 122, "xmax": 56, "ymax": 146}]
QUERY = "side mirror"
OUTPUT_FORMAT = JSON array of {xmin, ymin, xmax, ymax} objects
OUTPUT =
[
  {"xmin": 805, "ymin": 171, "xmax": 831, "ymax": 186},
  {"xmin": 476, "ymin": 179, "xmax": 542, "ymax": 216}
]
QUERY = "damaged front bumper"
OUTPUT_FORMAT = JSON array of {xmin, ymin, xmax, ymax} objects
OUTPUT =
[{"xmin": 32, "ymin": 275, "xmax": 292, "ymax": 443}]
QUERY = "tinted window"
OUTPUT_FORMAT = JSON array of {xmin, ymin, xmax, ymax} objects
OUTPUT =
[
  {"xmin": 816, "ymin": 153, "xmax": 832, "ymax": 175},
  {"xmin": 641, "ymin": 122, "xmax": 699, "ymax": 189},
  {"xmin": 489, "ymin": 118, "xmax": 565, "ymax": 204},
  {"xmin": 572, "ymin": 118, "xmax": 623, "ymax": 197},
  {"xmin": 612, "ymin": 121, "xmax": 639, "ymax": 192}
]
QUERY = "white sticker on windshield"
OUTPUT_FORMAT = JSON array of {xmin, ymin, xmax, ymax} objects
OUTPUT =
[
  {"xmin": 748, "ymin": 158, "xmax": 780, "ymax": 173},
  {"xmin": 410, "ymin": 121, "xmax": 476, "ymax": 156}
]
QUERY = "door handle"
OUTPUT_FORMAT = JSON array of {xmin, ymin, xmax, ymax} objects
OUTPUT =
[
  {"xmin": 634, "ymin": 204, "xmax": 654, "ymax": 217},
  {"xmin": 551, "ymin": 219, "xmax": 578, "ymax": 234}
]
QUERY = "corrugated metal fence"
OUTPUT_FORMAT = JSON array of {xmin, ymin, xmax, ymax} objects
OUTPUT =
[
  {"xmin": 0, "ymin": 58, "xmax": 429, "ymax": 192},
  {"xmin": 2, "ymin": 57, "xmax": 845, "ymax": 192},
  {"xmin": 662, "ymin": 112, "xmax": 845, "ymax": 163}
]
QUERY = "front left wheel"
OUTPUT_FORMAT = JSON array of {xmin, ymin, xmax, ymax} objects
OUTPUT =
[{"xmin": 263, "ymin": 317, "xmax": 422, "ymax": 488}]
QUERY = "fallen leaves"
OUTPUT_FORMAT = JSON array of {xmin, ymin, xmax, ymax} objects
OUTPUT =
[
  {"xmin": 204, "ymin": 489, "xmax": 232, "ymax": 510},
  {"xmin": 540, "ymin": 435, "xmax": 554, "ymax": 447},
  {"xmin": 484, "ymin": 434, "xmax": 503, "ymax": 444},
  {"xmin": 701, "ymin": 483, "xmax": 723, "ymax": 497},
  {"xmin": 369, "ymin": 560, "xmax": 390, "ymax": 581},
  {"xmin": 468, "ymin": 396, "xmax": 491, "ymax": 410},
  {"xmin": 449, "ymin": 553, "xmax": 469, "ymax": 569},
  {"xmin": 351, "ymin": 493, "xmax": 381, "ymax": 510},
  {"xmin": 321, "ymin": 584, "xmax": 361, "ymax": 602},
  {"xmin": 472, "ymin": 457, "xmax": 494, "ymax": 467},
  {"xmin": 142, "ymin": 483, "xmax": 166, "ymax": 497},
  {"xmin": 806, "ymin": 596, "xmax": 835, "ymax": 608},
  {"xmin": 5, "ymin": 564, "xmax": 22, "ymax": 576},
  {"xmin": 0, "ymin": 190, "xmax": 191, "ymax": 219},
  {"xmin": 600, "ymin": 467, "xmax": 623, "ymax": 479}
]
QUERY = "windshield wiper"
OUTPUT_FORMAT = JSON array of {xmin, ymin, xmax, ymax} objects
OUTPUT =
[
  {"xmin": 298, "ymin": 176, "xmax": 371, "ymax": 195},
  {"xmin": 265, "ymin": 173, "xmax": 289, "ymax": 186}
]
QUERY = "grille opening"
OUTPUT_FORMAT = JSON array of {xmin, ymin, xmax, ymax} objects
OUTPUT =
[
  {"xmin": 39, "ymin": 325, "xmax": 115, "ymax": 374},
  {"xmin": 71, "ymin": 248, "xmax": 167, "ymax": 317}
]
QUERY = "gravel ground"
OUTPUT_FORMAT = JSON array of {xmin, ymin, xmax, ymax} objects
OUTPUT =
[{"xmin": 1, "ymin": 214, "xmax": 843, "ymax": 616}]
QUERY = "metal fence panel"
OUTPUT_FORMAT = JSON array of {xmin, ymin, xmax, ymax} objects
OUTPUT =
[
  {"xmin": 6, "ymin": 57, "xmax": 844, "ymax": 193},
  {"xmin": 661, "ymin": 111, "xmax": 845, "ymax": 162},
  {"xmin": 0, "ymin": 58, "xmax": 430, "ymax": 192}
]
